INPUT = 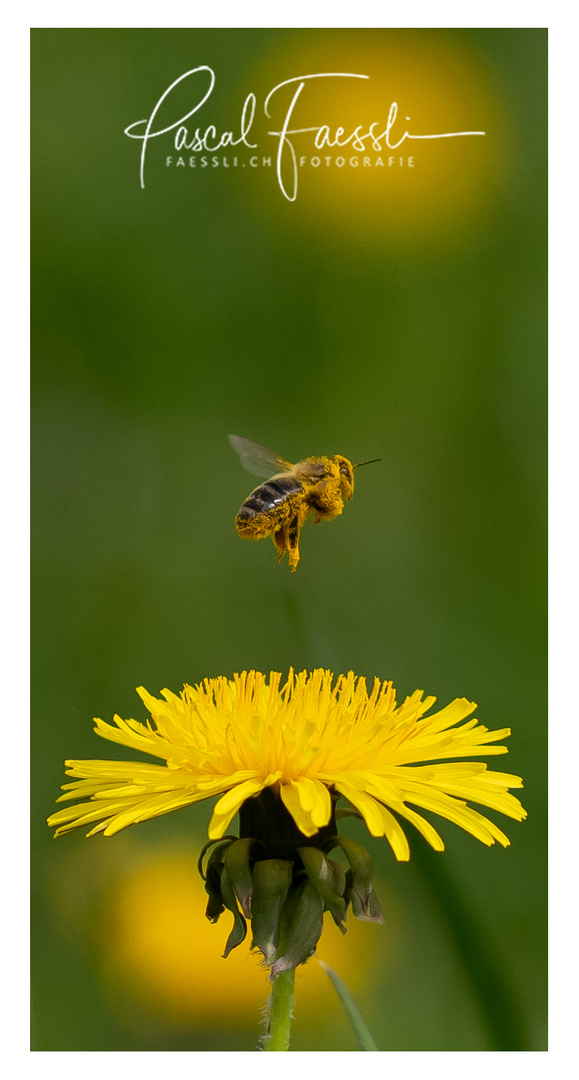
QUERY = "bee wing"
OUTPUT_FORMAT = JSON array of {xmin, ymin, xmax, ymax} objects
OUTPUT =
[{"xmin": 228, "ymin": 435, "xmax": 292, "ymax": 478}]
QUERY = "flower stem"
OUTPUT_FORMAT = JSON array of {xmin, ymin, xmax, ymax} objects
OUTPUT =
[{"xmin": 264, "ymin": 968, "xmax": 295, "ymax": 1051}]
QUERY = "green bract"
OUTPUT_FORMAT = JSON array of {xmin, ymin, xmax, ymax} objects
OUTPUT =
[{"xmin": 198, "ymin": 788, "xmax": 385, "ymax": 977}]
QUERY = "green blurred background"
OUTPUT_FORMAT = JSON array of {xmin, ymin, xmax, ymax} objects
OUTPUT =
[{"xmin": 31, "ymin": 28, "xmax": 547, "ymax": 1051}]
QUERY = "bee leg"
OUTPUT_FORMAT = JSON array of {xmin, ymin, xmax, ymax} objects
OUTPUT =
[
  {"xmin": 286, "ymin": 515, "xmax": 302, "ymax": 572},
  {"xmin": 272, "ymin": 526, "xmax": 288, "ymax": 563}
]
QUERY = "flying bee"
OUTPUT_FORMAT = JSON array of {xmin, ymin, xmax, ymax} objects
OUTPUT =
[{"xmin": 229, "ymin": 434, "xmax": 381, "ymax": 571}]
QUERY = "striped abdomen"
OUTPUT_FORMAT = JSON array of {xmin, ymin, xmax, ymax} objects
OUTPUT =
[{"xmin": 235, "ymin": 474, "xmax": 304, "ymax": 537}]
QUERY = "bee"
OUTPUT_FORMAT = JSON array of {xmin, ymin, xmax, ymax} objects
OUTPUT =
[{"xmin": 229, "ymin": 434, "xmax": 381, "ymax": 571}]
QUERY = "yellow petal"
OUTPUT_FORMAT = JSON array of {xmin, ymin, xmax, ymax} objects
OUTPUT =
[
  {"xmin": 208, "ymin": 778, "xmax": 267, "ymax": 839},
  {"xmin": 280, "ymin": 779, "xmax": 326, "ymax": 836}
]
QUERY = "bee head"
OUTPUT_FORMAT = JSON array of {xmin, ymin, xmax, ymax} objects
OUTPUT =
[{"xmin": 335, "ymin": 455, "xmax": 355, "ymax": 500}]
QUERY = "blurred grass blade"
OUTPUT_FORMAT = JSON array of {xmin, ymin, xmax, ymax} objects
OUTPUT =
[
  {"xmin": 410, "ymin": 833, "xmax": 527, "ymax": 1049},
  {"xmin": 318, "ymin": 960, "xmax": 378, "ymax": 1050}
]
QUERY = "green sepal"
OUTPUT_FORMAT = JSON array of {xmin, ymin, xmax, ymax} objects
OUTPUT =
[
  {"xmin": 335, "ymin": 808, "xmax": 363, "ymax": 821},
  {"xmin": 197, "ymin": 835, "xmax": 237, "ymax": 880},
  {"xmin": 223, "ymin": 837, "xmax": 261, "ymax": 919},
  {"xmin": 345, "ymin": 870, "xmax": 385, "ymax": 923},
  {"xmin": 327, "ymin": 858, "xmax": 348, "ymax": 932},
  {"xmin": 250, "ymin": 858, "xmax": 294, "ymax": 965},
  {"xmin": 327, "ymin": 857, "xmax": 346, "ymax": 897},
  {"xmin": 202, "ymin": 839, "xmax": 236, "ymax": 923},
  {"xmin": 332, "ymin": 836, "xmax": 385, "ymax": 924},
  {"xmin": 360, "ymin": 888, "xmax": 385, "ymax": 924},
  {"xmin": 204, "ymin": 860, "xmax": 225, "ymax": 922},
  {"xmin": 270, "ymin": 879, "xmax": 325, "ymax": 979},
  {"xmin": 297, "ymin": 846, "xmax": 347, "ymax": 930},
  {"xmin": 219, "ymin": 864, "xmax": 247, "ymax": 958}
]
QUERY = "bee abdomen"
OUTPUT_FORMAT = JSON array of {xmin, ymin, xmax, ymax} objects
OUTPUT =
[
  {"xmin": 242, "ymin": 476, "xmax": 303, "ymax": 514},
  {"xmin": 236, "ymin": 476, "xmax": 303, "ymax": 535}
]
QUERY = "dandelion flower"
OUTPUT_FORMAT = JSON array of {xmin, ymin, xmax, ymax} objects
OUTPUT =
[
  {"xmin": 48, "ymin": 669, "xmax": 526, "ymax": 975},
  {"xmin": 48, "ymin": 669, "xmax": 525, "ymax": 851}
]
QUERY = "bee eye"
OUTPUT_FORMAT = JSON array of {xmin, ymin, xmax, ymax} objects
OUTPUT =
[{"xmin": 340, "ymin": 464, "xmax": 349, "ymax": 476}]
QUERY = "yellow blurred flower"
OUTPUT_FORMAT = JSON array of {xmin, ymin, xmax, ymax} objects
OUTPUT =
[
  {"xmin": 48, "ymin": 668, "xmax": 526, "ymax": 858},
  {"xmin": 100, "ymin": 850, "xmax": 387, "ymax": 1028},
  {"xmin": 246, "ymin": 29, "xmax": 508, "ymax": 250}
]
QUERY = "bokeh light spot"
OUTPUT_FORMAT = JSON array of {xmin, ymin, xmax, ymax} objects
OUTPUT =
[
  {"xmin": 100, "ymin": 848, "xmax": 390, "ymax": 1029},
  {"xmin": 245, "ymin": 29, "xmax": 509, "ymax": 251}
]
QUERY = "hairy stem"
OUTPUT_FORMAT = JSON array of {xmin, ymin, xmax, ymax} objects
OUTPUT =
[{"xmin": 263, "ymin": 968, "xmax": 295, "ymax": 1051}]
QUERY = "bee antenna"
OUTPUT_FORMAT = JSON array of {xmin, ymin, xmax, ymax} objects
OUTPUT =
[{"xmin": 353, "ymin": 458, "xmax": 382, "ymax": 469}]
